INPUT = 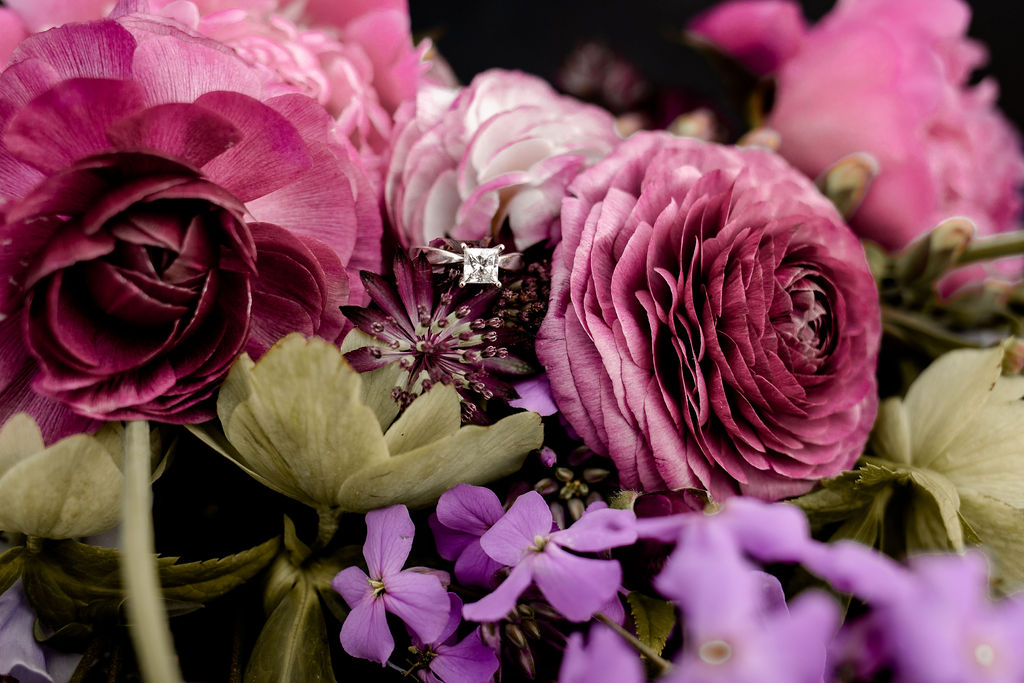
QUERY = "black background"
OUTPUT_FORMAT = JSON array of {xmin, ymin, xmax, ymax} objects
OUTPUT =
[{"xmin": 409, "ymin": 1, "xmax": 1024, "ymax": 132}]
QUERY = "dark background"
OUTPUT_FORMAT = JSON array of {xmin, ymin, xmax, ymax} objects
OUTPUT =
[{"xmin": 409, "ymin": 1, "xmax": 1024, "ymax": 131}]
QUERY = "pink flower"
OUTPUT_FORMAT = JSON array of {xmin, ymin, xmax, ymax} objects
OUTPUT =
[
  {"xmin": 385, "ymin": 69, "xmax": 621, "ymax": 251},
  {"xmin": 537, "ymin": 132, "xmax": 880, "ymax": 501},
  {"xmin": 0, "ymin": 18, "xmax": 381, "ymax": 441},
  {"xmin": 691, "ymin": 0, "xmax": 1024, "ymax": 258},
  {"xmin": 688, "ymin": 0, "xmax": 807, "ymax": 75}
]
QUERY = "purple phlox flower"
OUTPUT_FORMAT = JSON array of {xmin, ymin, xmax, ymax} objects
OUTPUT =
[
  {"xmin": 558, "ymin": 623, "xmax": 645, "ymax": 683},
  {"xmin": 0, "ymin": 580, "xmax": 80, "ymax": 682},
  {"xmin": 332, "ymin": 505, "xmax": 451, "ymax": 665},
  {"xmin": 843, "ymin": 551, "xmax": 1024, "ymax": 683},
  {"xmin": 656, "ymin": 521, "xmax": 838, "ymax": 683},
  {"xmin": 509, "ymin": 375, "xmax": 558, "ymax": 416},
  {"xmin": 429, "ymin": 484, "xmax": 506, "ymax": 587},
  {"xmin": 462, "ymin": 490, "xmax": 636, "ymax": 623},
  {"xmin": 409, "ymin": 593, "xmax": 499, "ymax": 683}
]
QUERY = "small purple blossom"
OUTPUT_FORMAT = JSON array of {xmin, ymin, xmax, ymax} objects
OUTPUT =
[
  {"xmin": 429, "ymin": 484, "xmax": 506, "ymax": 587},
  {"xmin": 332, "ymin": 505, "xmax": 450, "ymax": 665},
  {"xmin": 462, "ymin": 491, "xmax": 636, "ymax": 623},
  {"xmin": 409, "ymin": 593, "xmax": 500, "ymax": 683},
  {"xmin": 558, "ymin": 623, "xmax": 645, "ymax": 683}
]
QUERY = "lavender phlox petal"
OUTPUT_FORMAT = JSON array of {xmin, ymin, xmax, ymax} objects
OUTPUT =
[
  {"xmin": 479, "ymin": 491, "xmax": 554, "ymax": 567},
  {"xmin": 382, "ymin": 570, "xmax": 451, "ymax": 645},
  {"xmin": 428, "ymin": 512, "xmax": 474, "ymax": 562},
  {"xmin": 339, "ymin": 595, "xmax": 394, "ymax": 665},
  {"xmin": 509, "ymin": 375, "xmax": 559, "ymax": 416},
  {"xmin": 800, "ymin": 539, "xmax": 910, "ymax": 604},
  {"xmin": 0, "ymin": 581, "xmax": 51, "ymax": 683},
  {"xmin": 462, "ymin": 560, "xmax": 535, "ymax": 623},
  {"xmin": 436, "ymin": 483, "xmax": 505, "ymax": 536},
  {"xmin": 532, "ymin": 545, "xmax": 622, "ymax": 622},
  {"xmin": 558, "ymin": 624, "xmax": 645, "ymax": 683},
  {"xmin": 429, "ymin": 627, "xmax": 500, "ymax": 683},
  {"xmin": 552, "ymin": 506, "xmax": 637, "ymax": 553},
  {"xmin": 717, "ymin": 497, "xmax": 815, "ymax": 563},
  {"xmin": 363, "ymin": 504, "xmax": 415, "ymax": 578},
  {"xmin": 634, "ymin": 512, "xmax": 692, "ymax": 544},
  {"xmin": 331, "ymin": 565, "xmax": 372, "ymax": 608},
  {"xmin": 453, "ymin": 539, "xmax": 504, "ymax": 587}
]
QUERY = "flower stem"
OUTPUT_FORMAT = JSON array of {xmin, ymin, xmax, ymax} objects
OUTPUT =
[
  {"xmin": 311, "ymin": 507, "xmax": 339, "ymax": 554},
  {"xmin": 594, "ymin": 612, "xmax": 673, "ymax": 674},
  {"xmin": 120, "ymin": 419, "xmax": 184, "ymax": 683},
  {"xmin": 956, "ymin": 230, "xmax": 1024, "ymax": 266}
]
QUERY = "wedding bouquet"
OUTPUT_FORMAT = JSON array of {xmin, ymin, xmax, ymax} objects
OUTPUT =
[{"xmin": 3, "ymin": 0, "xmax": 1024, "ymax": 681}]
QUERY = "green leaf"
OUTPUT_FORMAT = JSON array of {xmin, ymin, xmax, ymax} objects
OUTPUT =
[
  {"xmin": 0, "ymin": 544, "xmax": 24, "ymax": 594},
  {"xmin": 905, "ymin": 469, "xmax": 964, "ymax": 551},
  {"xmin": 959, "ymin": 490, "xmax": 1024, "ymax": 592},
  {"xmin": 244, "ymin": 578, "xmax": 337, "ymax": 683},
  {"xmin": 790, "ymin": 467, "xmax": 891, "ymax": 528},
  {"xmin": 158, "ymin": 536, "xmax": 280, "ymax": 605},
  {"xmin": 626, "ymin": 592, "xmax": 675, "ymax": 657},
  {"xmin": 824, "ymin": 485, "xmax": 894, "ymax": 549}
]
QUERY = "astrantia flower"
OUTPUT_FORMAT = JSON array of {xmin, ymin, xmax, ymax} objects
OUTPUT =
[
  {"xmin": 385, "ymin": 69, "xmax": 621, "ymax": 251},
  {"xmin": 462, "ymin": 491, "xmax": 636, "ymax": 623},
  {"xmin": 332, "ymin": 505, "xmax": 450, "ymax": 665},
  {"xmin": 538, "ymin": 132, "xmax": 880, "ymax": 501},
  {"xmin": 0, "ymin": 18, "xmax": 380, "ymax": 440},
  {"xmin": 343, "ymin": 251, "xmax": 534, "ymax": 422}
]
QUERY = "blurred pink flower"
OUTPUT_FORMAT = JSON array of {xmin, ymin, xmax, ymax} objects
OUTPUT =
[
  {"xmin": 537, "ymin": 132, "xmax": 880, "ymax": 501},
  {"xmin": 385, "ymin": 69, "xmax": 621, "ymax": 251},
  {"xmin": 688, "ymin": 0, "xmax": 807, "ymax": 75},
  {"xmin": 690, "ymin": 0, "xmax": 1024, "ymax": 261},
  {"xmin": 0, "ymin": 18, "xmax": 381, "ymax": 440}
]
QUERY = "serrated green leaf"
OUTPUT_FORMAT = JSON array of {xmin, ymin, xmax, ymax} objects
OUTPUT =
[
  {"xmin": 905, "ymin": 469, "xmax": 964, "ymax": 551},
  {"xmin": 244, "ymin": 578, "xmax": 337, "ymax": 683},
  {"xmin": 0, "ymin": 544, "xmax": 24, "ymax": 594},
  {"xmin": 825, "ymin": 486, "xmax": 894, "ymax": 548},
  {"xmin": 626, "ymin": 592, "xmax": 675, "ymax": 657},
  {"xmin": 159, "ymin": 536, "xmax": 279, "ymax": 604}
]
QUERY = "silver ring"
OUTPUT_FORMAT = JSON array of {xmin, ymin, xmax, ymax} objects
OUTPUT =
[{"xmin": 413, "ymin": 243, "xmax": 524, "ymax": 287}]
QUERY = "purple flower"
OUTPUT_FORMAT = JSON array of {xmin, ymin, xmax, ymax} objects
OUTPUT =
[
  {"xmin": 656, "ymin": 520, "xmax": 838, "ymax": 683},
  {"xmin": 462, "ymin": 491, "xmax": 636, "ymax": 623},
  {"xmin": 343, "ymin": 252, "xmax": 534, "ymax": 422},
  {"xmin": 0, "ymin": 18, "xmax": 381, "ymax": 441},
  {"xmin": 537, "ymin": 131, "xmax": 880, "ymax": 501},
  {"xmin": 558, "ymin": 624, "xmax": 644, "ymax": 683},
  {"xmin": 0, "ymin": 581, "xmax": 80, "ymax": 682},
  {"xmin": 409, "ymin": 593, "xmax": 499, "ymax": 683},
  {"xmin": 332, "ymin": 505, "xmax": 450, "ymax": 665},
  {"xmin": 429, "ymin": 484, "xmax": 506, "ymax": 587}
]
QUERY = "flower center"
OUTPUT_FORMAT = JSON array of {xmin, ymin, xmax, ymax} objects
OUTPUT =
[
  {"xmin": 530, "ymin": 534, "xmax": 549, "ymax": 552},
  {"xmin": 367, "ymin": 578, "xmax": 386, "ymax": 598},
  {"xmin": 698, "ymin": 639, "xmax": 732, "ymax": 665},
  {"xmin": 974, "ymin": 643, "xmax": 996, "ymax": 668}
]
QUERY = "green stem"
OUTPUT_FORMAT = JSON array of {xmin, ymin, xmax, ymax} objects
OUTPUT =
[
  {"xmin": 881, "ymin": 305, "xmax": 984, "ymax": 353},
  {"xmin": 120, "ymin": 420, "xmax": 184, "ymax": 683},
  {"xmin": 594, "ymin": 612, "xmax": 673, "ymax": 675},
  {"xmin": 956, "ymin": 230, "xmax": 1024, "ymax": 266},
  {"xmin": 313, "ymin": 508, "xmax": 340, "ymax": 553}
]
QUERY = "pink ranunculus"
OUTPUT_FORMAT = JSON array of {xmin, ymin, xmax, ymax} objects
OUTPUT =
[
  {"xmin": 385, "ymin": 69, "xmax": 622, "ymax": 251},
  {"xmin": 691, "ymin": 0, "xmax": 1024, "ymax": 259},
  {"xmin": 537, "ymin": 132, "xmax": 881, "ymax": 501},
  {"xmin": 688, "ymin": 0, "xmax": 807, "ymax": 76},
  {"xmin": 0, "ymin": 18, "xmax": 381, "ymax": 441}
]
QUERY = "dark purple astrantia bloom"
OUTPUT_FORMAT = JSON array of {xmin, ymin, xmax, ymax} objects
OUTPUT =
[
  {"xmin": 0, "ymin": 18, "xmax": 381, "ymax": 440},
  {"xmin": 332, "ymin": 505, "xmax": 450, "ymax": 665},
  {"xmin": 409, "ymin": 593, "xmax": 499, "ymax": 683},
  {"xmin": 429, "ymin": 483, "xmax": 505, "ymax": 587},
  {"xmin": 462, "ymin": 491, "xmax": 636, "ymax": 623},
  {"xmin": 343, "ymin": 251, "xmax": 533, "ymax": 422}
]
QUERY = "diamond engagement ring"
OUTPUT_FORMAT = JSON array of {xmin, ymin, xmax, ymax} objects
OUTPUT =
[{"xmin": 414, "ymin": 243, "xmax": 524, "ymax": 287}]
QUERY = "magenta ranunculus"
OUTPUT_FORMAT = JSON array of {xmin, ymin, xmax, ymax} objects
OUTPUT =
[
  {"xmin": 691, "ymin": 0, "xmax": 1024, "ymax": 258},
  {"xmin": 537, "ymin": 132, "xmax": 881, "ymax": 501},
  {"xmin": 0, "ymin": 18, "xmax": 381, "ymax": 441},
  {"xmin": 385, "ymin": 69, "xmax": 622, "ymax": 251}
]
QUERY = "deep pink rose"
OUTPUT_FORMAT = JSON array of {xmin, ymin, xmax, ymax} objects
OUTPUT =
[
  {"xmin": 0, "ymin": 19, "xmax": 381, "ymax": 441},
  {"xmin": 537, "ymin": 132, "xmax": 880, "ymax": 501},
  {"xmin": 691, "ymin": 0, "xmax": 1024, "ymax": 260},
  {"xmin": 385, "ymin": 69, "xmax": 621, "ymax": 251}
]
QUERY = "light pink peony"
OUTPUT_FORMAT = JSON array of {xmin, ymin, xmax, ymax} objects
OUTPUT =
[
  {"xmin": 537, "ymin": 132, "xmax": 880, "ymax": 501},
  {"xmin": 690, "ymin": 0, "xmax": 1024, "ymax": 258},
  {"xmin": 0, "ymin": 18, "xmax": 381, "ymax": 441},
  {"xmin": 385, "ymin": 69, "xmax": 622, "ymax": 251}
]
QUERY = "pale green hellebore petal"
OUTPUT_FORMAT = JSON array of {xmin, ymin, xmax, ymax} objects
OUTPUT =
[
  {"xmin": 870, "ymin": 397, "xmax": 912, "ymax": 465},
  {"xmin": 383, "ymin": 383, "xmax": 461, "ymax": 455},
  {"xmin": 903, "ymin": 345, "xmax": 1002, "ymax": 468},
  {"xmin": 338, "ymin": 410, "xmax": 543, "ymax": 512},
  {"xmin": 958, "ymin": 490, "xmax": 1024, "ymax": 591},
  {"xmin": 0, "ymin": 415, "xmax": 123, "ymax": 539},
  {"xmin": 905, "ymin": 468, "xmax": 964, "ymax": 551},
  {"xmin": 215, "ymin": 334, "xmax": 390, "ymax": 508},
  {"xmin": 340, "ymin": 328, "xmax": 402, "ymax": 430},
  {"xmin": 933, "ymin": 403, "xmax": 1024, "ymax": 507}
]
